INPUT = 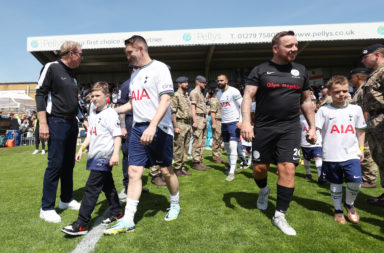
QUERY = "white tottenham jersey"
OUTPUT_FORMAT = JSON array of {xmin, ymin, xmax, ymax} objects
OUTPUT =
[
  {"xmin": 316, "ymin": 104, "xmax": 366, "ymax": 162},
  {"xmin": 217, "ymin": 86, "xmax": 243, "ymax": 123},
  {"xmin": 129, "ymin": 60, "xmax": 174, "ymax": 136},
  {"xmin": 300, "ymin": 114, "xmax": 322, "ymax": 147},
  {"xmin": 88, "ymin": 106, "xmax": 122, "ymax": 161}
]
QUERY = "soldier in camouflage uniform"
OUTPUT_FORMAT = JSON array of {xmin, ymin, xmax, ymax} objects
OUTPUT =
[
  {"xmin": 361, "ymin": 44, "xmax": 384, "ymax": 206},
  {"xmin": 190, "ymin": 75, "xmax": 209, "ymax": 171},
  {"xmin": 209, "ymin": 88, "xmax": 224, "ymax": 163},
  {"xmin": 171, "ymin": 76, "xmax": 193, "ymax": 176},
  {"xmin": 350, "ymin": 67, "xmax": 379, "ymax": 188}
]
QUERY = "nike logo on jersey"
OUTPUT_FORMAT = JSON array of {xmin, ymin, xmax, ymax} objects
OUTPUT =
[
  {"xmin": 353, "ymin": 176, "xmax": 360, "ymax": 179},
  {"xmin": 61, "ymin": 77, "xmax": 67, "ymax": 80},
  {"xmin": 266, "ymin": 72, "xmax": 274, "ymax": 74}
]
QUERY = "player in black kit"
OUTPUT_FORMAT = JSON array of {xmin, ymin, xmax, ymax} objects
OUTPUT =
[{"xmin": 241, "ymin": 31, "xmax": 317, "ymax": 236}]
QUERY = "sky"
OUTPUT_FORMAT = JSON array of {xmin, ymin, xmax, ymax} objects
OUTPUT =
[{"xmin": 0, "ymin": 0, "xmax": 383, "ymax": 82}]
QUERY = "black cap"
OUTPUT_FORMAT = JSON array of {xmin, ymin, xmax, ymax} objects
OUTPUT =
[
  {"xmin": 361, "ymin": 44, "xmax": 384, "ymax": 57},
  {"xmin": 176, "ymin": 76, "xmax": 188, "ymax": 83},
  {"xmin": 350, "ymin": 67, "xmax": 370, "ymax": 75},
  {"xmin": 195, "ymin": 75, "xmax": 207, "ymax": 83}
]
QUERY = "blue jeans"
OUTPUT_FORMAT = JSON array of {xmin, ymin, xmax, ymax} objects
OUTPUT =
[{"xmin": 41, "ymin": 117, "xmax": 78, "ymax": 210}]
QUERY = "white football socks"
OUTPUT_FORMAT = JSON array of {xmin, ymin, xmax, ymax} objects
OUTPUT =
[
  {"xmin": 123, "ymin": 198, "xmax": 139, "ymax": 223},
  {"xmin": 304, "ymin": 159, "xmax": 311, "ymax": 175},
  {"xmin": 228, "ymin": 141, "xmax": 238, "ymax": 175},
  {"xmin": 315, "ymin": 158, "xmax": 323, "ymax": 177},
  {"xmin": 170, "ymin": 191, "xmax": 180, "ymax": 205},
  {"xmin": 345, "ymin": 182, "xmax": 361, "ymax": 206},
  {"xmin": 330, "ymin": 183, "xmax": 343, "ymax": 211}
]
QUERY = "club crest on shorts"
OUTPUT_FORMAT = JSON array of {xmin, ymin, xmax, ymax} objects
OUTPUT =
[{"xmin": 253, "ymin": 150, "xmax": 261, "ymax": 162}]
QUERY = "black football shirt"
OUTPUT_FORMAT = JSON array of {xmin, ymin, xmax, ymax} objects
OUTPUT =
[{"xmin": 246, "ymin": 60, "xmax": 309, "ymax": 128}]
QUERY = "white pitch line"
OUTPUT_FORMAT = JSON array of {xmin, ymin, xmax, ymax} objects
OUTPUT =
[
  {"xmin": 71, "ymin": 207, "xmax": 110, "ymax": 253},
  {"xmin": 72, "ymin": 190, "xmax": 126, "ymax": 253}
]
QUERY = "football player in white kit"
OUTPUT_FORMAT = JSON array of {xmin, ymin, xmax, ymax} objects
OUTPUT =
[
  {"xmin": 105, "ymin": 36, "xmax": 180, "ymax": 235},
  {"xmin": 216, "ymin": 74, "xmax": 243, "ymax": 181},
  {"xmin": 316, "ymin": 76, "xmax": 366, "ymax": 224}
]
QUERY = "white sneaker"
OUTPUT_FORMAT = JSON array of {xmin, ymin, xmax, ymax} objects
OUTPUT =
[
  {"xmin": 40, "ymin": 209, "xmax": 61, "ymax": 223},
  {"xmin": 272, "ymin": 215, "xmax": 296, "ymax": 236},
  {"xmin": 32, "ymin": 150, "xmax": 39, "ymax": 155},
  {"xmin": 59, "ymin": 199, "xmax": 81, "ymax": 210},
  {"xmin": 257, "ymin": 186, "xmax": 270, "ymax": 210},
  {"xmin": 225, "ymin": 173, "xmax": 235, "ymax": 182},
  {"xmin": 41, "ymin": 150, "xmax": 46, "ymax": 154}
]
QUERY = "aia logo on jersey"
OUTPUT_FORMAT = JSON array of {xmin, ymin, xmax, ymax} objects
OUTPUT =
[
  {"xmin": 221, "ymin": 102, "xmax": 231, "ymax": 108},
  {"xmin": 302, "ymin": 126, "xmax": 309, "ymax": 132},
  {"xmin": 330, "ymin": 124, "xmax": 355, "ymax": 134},
  {"xmin": 132, "ymin": 88, "xmax": 150, "ymax": 101}
]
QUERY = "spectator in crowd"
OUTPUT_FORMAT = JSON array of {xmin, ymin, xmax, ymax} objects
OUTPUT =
[{"xmin": 32, "ymin": 114, "xmax": 46, "ymax": 155}]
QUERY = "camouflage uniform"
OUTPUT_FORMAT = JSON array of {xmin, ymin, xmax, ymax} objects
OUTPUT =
[
  {"xmin": 210, "ymin": 96, "xmax": 222, "ymax": 161},
  {"xmin": 362, "ymin": 63, "xmax": 384, "ymax": 187},
  {"xmin": 351, "ymin": 84, "xmax": 379, "ymax": 184},
  {"xmin": 190, "ymin": 88, "xmax": 208, "ymax": 164},
  {"xmin": 172, "ymin": 90, "xmax": 192, "ymax": 171},
  {"xmin": 149, "ymin": 165, "xmax": 161, "ymax": 177}
]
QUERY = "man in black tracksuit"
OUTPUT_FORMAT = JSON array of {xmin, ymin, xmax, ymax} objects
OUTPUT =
[
  {"xmin": 36, "ymin": 41, "xmax": 83, "ymax": 223},
  {"xmin": 241, "ymin": 31, "xmax": 317, "ymax": 236}
]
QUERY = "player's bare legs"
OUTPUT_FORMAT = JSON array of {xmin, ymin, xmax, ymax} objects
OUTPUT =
[
  {"xmin": 277, "ymin": 162, "xmax": 295, "ymax": 188},
  {"xmin": 253, "ymin": 163, "xmax": 269, "ymax": 179},
  {"xmin": 127, "ymin": 165, "xmax": 145, "ymax": 200},
  {"xmin": 161, "ymin": 166, "xmax": 179, "ymax": 195}
]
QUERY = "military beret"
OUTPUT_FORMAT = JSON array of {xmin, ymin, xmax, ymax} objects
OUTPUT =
[
  {"xmin": 350, "ymin": 67, "xmax": 370, "ymax": 75},
  {"xmin": 361, "ymin": 44, "xmax": 384, "ymax": 57},
  {"xmin": 195, "ymin": 75, "xmax": 207, "ymax": 83},
  {"xmin": 176, "ymin": 76, "xmax": 188, "ymax": 83}
]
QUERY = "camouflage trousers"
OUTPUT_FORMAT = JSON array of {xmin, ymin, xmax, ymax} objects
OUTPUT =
[
  {"xmin": 366, "ymin": 124, "xmax": 384, "ymax": 188},
  {"xmin": 173, "ymin": 121, "xmax": 191, "ymax": 170},
  {"xmin": 149, "ymin": 165, "xmax": 161, "ymax": 177},
  {"xmin": 192, "ymin": 116, "xmax": 207, "ymax": 163},
  {"xmin": 361, "ymin": 133, "xmax": 378, "ymax": 184},
  {"xmin": 211, "ymin": 120, "xmax": 222, "ymax": 160}
]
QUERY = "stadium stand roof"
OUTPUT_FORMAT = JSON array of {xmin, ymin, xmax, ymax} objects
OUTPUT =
[{"xmin": 27, "ymin": 22, "xmax": 384, "ymax": 83}]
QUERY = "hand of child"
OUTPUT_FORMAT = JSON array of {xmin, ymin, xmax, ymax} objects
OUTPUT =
[
  {"xmin": 109, "ymin": 154, "xmax": 119, "ymax": 166},
  {"xmin": 76, "ymin": 149, "xmax": 82, "ymax": 162}
]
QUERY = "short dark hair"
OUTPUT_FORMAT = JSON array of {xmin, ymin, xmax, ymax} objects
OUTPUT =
[
  {"xmin": 272, "ymin": 31, "xmax": 295, "ymax": 46},
  {"xmin": 124, "ymin": 35, "xmax": 148, "ymax": 52}
]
